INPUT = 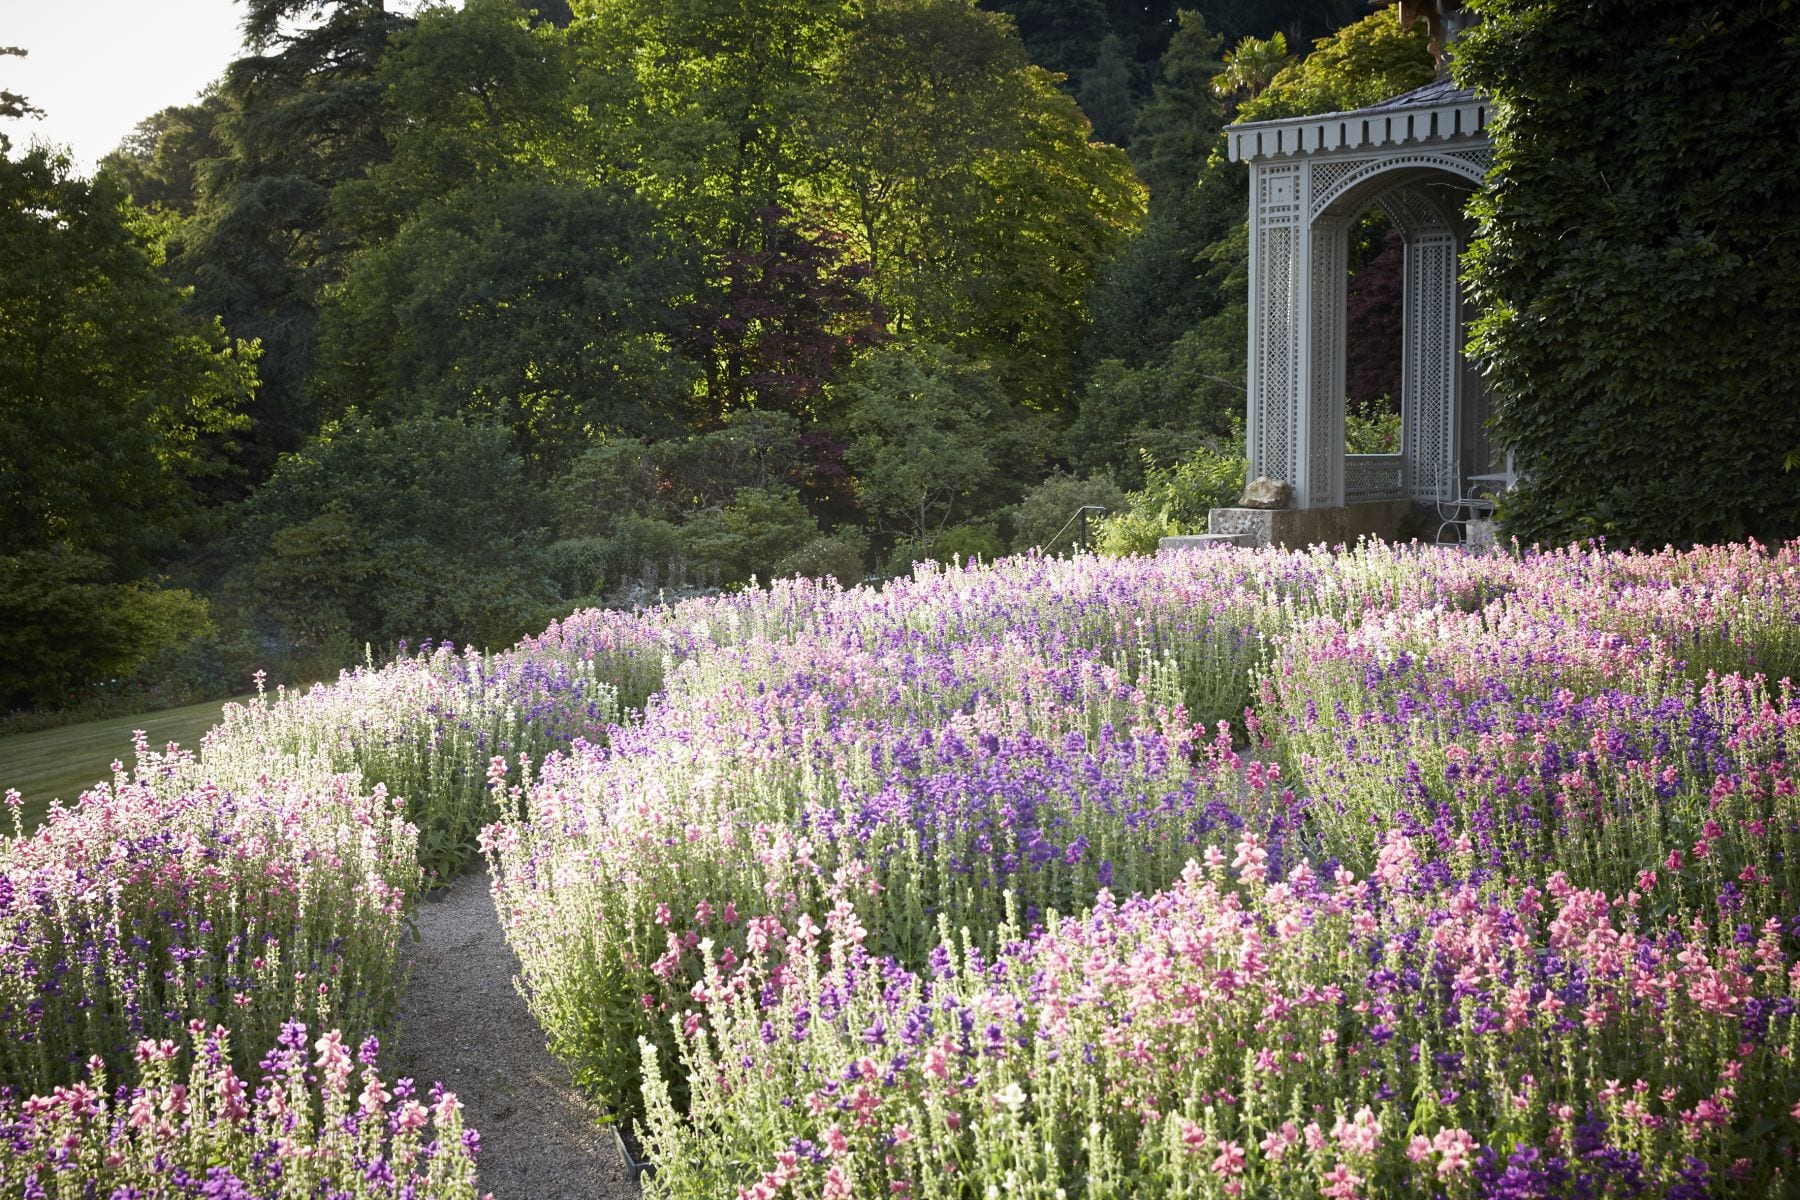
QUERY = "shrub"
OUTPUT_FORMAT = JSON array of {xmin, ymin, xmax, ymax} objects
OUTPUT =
[
  {"xmin": 0, "ymin": 549, "xmax": 213, "ymax": 712},
  {"xmin": 1457, "ymin": 0, "xmax": 1800, "ymax": 544},
  {"xmin": 774, "ymin": 529, "xmax": 869, "ymax": 587},
  {"xmin": 1095, "ymin": 443, "xmax": 1246, "ymax": 555}
]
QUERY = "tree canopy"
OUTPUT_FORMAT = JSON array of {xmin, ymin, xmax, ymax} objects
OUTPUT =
[{"xmin": 1457, "ymin": 0, "xmax": 1800, "ymax": 545}]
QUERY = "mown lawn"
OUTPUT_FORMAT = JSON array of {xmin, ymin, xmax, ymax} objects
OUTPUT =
[{"xmin": 0, "ymin": 696, "xmax": 251, "ymax": 833}]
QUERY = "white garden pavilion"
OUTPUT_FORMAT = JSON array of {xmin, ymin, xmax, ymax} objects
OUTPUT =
[{"xmin": 1211, "ymin": 80, "xmax": 1505, "ymax": 546}]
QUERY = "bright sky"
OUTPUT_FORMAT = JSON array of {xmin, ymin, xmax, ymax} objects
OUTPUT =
[{"xmin": 4, "ymin": 0, "xmax": 248, "ymax": 173}]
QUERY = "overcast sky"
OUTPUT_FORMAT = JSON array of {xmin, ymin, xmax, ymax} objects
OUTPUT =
[{"xmin": 5, "ymin": 0, "xmax": 248, "ymax": 172}]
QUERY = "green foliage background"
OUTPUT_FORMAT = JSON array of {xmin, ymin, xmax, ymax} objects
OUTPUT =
[
  {"xmin": 7, "ymin": 0, "xmax": 1794, "ymax": 716},
  {"xmin": 1457, "ymin": 0, "xmax": 1800, "ymax": 545}
]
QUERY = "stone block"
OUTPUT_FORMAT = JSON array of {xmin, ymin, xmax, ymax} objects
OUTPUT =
[
  {"xmin": 1208, "ymin": 500, "xmax": 1413, "ymax": 550},
  {"xmin": 1158, "ymin": 533, "xmax": 1250, "ymax": 553}
]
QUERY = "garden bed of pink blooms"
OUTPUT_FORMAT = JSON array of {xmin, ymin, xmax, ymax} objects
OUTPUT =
[
  {"xmin": 6, "ymin": 539, "xmax": 1800, "ymax": 1198},
  {"xmin": 489, "ymin": 542, "xmax": 1800, "ymax": 1199}
]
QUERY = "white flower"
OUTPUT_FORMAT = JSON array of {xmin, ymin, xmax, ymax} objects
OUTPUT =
[{"xmin": 995, "ymin": 1082, "xmax": 1028, "ymax": 1113}]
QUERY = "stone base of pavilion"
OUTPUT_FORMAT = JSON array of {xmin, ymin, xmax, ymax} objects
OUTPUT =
[{"xmin": 1204, "ymin": 500, "xmax": 1414, "ymax": 549}]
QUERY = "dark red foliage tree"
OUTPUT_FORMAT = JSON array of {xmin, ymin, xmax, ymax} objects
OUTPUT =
[
  {"xmin": 1344, "ymin": 227, "xmax": 1404, "ymax": 414},
  {"xmin": 683, "ymin": 207, "xmax": 886, "ymax": 422}
]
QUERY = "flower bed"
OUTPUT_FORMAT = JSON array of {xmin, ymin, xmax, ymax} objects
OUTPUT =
[
  {"xmin": 0, "ymin": 740, "xmax": 416, "ymax": 1096},
  {"xmin": 484, "ymin": 542, "xmax": 1800, "ymax": 1196},
  {"xmin": 0, "ymin": 1023, "xmax": 483, "ymax": 1200}
]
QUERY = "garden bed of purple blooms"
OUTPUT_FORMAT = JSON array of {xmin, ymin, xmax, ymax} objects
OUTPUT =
[{"xmin": 7, "ymin": 539, "xmax": 1800, "ymax": 1198}]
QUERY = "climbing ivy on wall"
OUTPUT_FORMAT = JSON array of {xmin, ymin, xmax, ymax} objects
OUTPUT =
[{"xmin": 1457, "ymin": 0, "xmax": 1800, "ymax": 546}]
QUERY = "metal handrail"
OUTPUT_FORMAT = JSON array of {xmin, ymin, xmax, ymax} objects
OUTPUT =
[{"xmin": 1043, "ymin": 504, "xmax": 1111, "ymax": 554}]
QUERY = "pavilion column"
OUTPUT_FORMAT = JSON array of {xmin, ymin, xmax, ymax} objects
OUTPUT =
[
  {"xmin": 1400, "ymin": 226, "xmax": 1461, "ymax": 503},
  {"xmin": 1306, "ymin": 215, "xmax": 1349, "ymax": 509},
  {"xmin": 1246, "ymin": 161, "xmax": 1306, "ymax": 502},
  {"xmin": 1247, "ymin": 161, "xmax": 1348, "ymax": 510}
]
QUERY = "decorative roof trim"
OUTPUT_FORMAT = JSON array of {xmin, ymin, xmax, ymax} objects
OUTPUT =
[{"xmin": 1228, "ymin": 96, "xmax": 1490, "ymax": 164}]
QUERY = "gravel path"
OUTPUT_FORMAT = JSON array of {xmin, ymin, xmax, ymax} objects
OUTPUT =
[{"xmin": 392, "ymin": 868, "xmax": 635, "ymax": 1199}]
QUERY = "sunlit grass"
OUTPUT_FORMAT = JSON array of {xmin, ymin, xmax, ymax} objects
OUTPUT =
[{"xmin": 0, "ymin": 694, "xmax": 250, "ymax": 831}]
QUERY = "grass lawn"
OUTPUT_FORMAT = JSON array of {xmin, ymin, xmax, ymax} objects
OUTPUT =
[{"xmin": 0, "ymin": 695, "xmax": 253, "ymax": 834}]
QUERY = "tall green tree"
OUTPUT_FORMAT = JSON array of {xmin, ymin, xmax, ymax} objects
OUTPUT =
[
  {"xmin": 1457, "ymin": 0, "xmax": 1800, "ymax": 544},
  {"xmin": 99, "ymin": 91, "xmax": 233, "ymax": 218},
  {"xmin": 174, "ymin": 0, "xmax": 410, "ymax": 480},
  {"xmin": 1129, "ymin": 9, "xmax": 1225, "ymax": 197},
  {"xmin": 953, "ymin": 68, "xmax": 1146, "ymax": 412},
  {"xmin": 1077, "ymin": 33, "xmax": 1137, "ymax": 145},
  {"xmin": 815, "ymin": 0, "xmax": 1031, "ymax": 335},
  {"xmin": 334, "ymin": 0, "xmax": 590, "ymax": 237},
  {"xmin": 574, "ymin": 0, "xmax": 847, "ymax": 248},
  {"xmin": 0, "ymin": 146, "xmax": 255, "ymax": 707},
  {"xmin": 317, "ymin": 180, "xmax": 700, "ymax": 472},
  {"xmin": 1234, "ymin": 6, "xmax": 1431, "ymax": 122}
]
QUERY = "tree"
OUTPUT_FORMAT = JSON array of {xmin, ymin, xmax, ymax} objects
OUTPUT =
[
  {"xmin": 98, "ymin": 91, "xmax": 232, "ymax": 218},
  {"xmin": 680, "ymin": 207, "xmax": 884, "ymax": 420},
  {"xmin": 979, "ymin": 0, "xmax": 1108, "ymax": 84},
  {"xmin": 839, "ymin": 346, "xmax": 1004, "ymax": 554},
  {"xmin": 950, "ymin": 67, "xmax": 1146, "ymax": 412},
  {"xmin": 574, "ymin": 0, "xmax": 849, "ymax": 248},
  {"xmin": 174, "ymin": 0, "xmax": 411, "ymax": 482},
  {"xmin": 335, "ymin": 0, "xmax": 589, "ymax": 238},
  {"xmin": 1344, "ymin": 227, "xmax": 1402, "ymax": 415},
  {"xmin": 818, "ymin": 0, "xmax": 1034, "ymax": 336},
  {"xmin": 1, "ymin": 45, "xmax": 44, "ymax": 127},
  {"xmin": 1077, "ymin": 33, "xmax": 1137, "ymax": 146},
  {"xmin": 1457, "ymin": 0, "xmax": 1800, "ymax": 545},
  {"xmin": 316, "ymin": 180, "xmax": 699, "ymax": 471},
  {"xmin": 1234, "ymin": 8, "xmax": 1431, "ymax": 123},
  {"xmin": 1129, "ymin": 9, "xmax": 1225, "ymax": 197},
  {"xmin": 0, "ymin": 147, "xmax": 254, "ymax": 707},
  {"xmin": 1211, "ymin": 33, "xmax": 1290, "ymax": 101}
]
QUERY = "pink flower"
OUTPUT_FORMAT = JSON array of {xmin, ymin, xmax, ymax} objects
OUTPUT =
[
  {"xmin": 1212, "ymin": 1140, "xmax": 1246, "ymax": 1176},
  {"xmin": 359, "ymin": 1073, "xmax": 392, "ymax": 1117},
  {"xmin": 314, "ymin": 1030, "xmax": 352, "ymax": 1094},
  {"xmin": 1321, "ymin": 1163, "xmax": 1365, "ymax": 1200},
  {"xmin": 1332, "ymin": 1106, "xmax": 1379, "ymax": 1156},
  {"xmin": 1260, "ymin": 1121, "xmax": 1299, "ymax": 1161},
  {"xmin": 1432, "ymin": 1128, "xmax": 1477, "ymax": 1177}
]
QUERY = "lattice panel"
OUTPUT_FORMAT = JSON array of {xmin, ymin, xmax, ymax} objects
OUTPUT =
[
  {"xmin": 1308, "ymin": 220, "xmax": 1347, "ymax": 508},
  {"xmin": 1310, "ymin": 151, "xmax": 1488, "ymax": 220},
  {"xmin": 1406, "ymin": 235, "xmax": 1459, "ymax": 502},
  {"xmin": 1447, "ymin": 147, "xmax": 1495, "ymax": 175},
  {"xmin": 1309, "ymin": 159, "xmax": 1367, "ymax": 206},
  {"xmin": 1253, "ymin": 224, "xmax": 1301, "ymax": 488},
  {"xmin": 1384, "ymin": 187, "xmax": 1451, "ymax": 236},
  {"xmin": 1345, "ymin": 453, "xmax": 1405, "ymax": 503}
]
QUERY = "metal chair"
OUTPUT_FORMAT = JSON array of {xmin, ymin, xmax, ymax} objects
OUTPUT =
[{"xmin": 1434, "ymin": 454, "xmax": 1515, "ymax": 545}]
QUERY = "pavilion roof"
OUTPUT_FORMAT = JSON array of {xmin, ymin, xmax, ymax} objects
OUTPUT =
[{"xmin": 1227, "ymin": 80, "xmax": 1490, "ymax": 164}]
